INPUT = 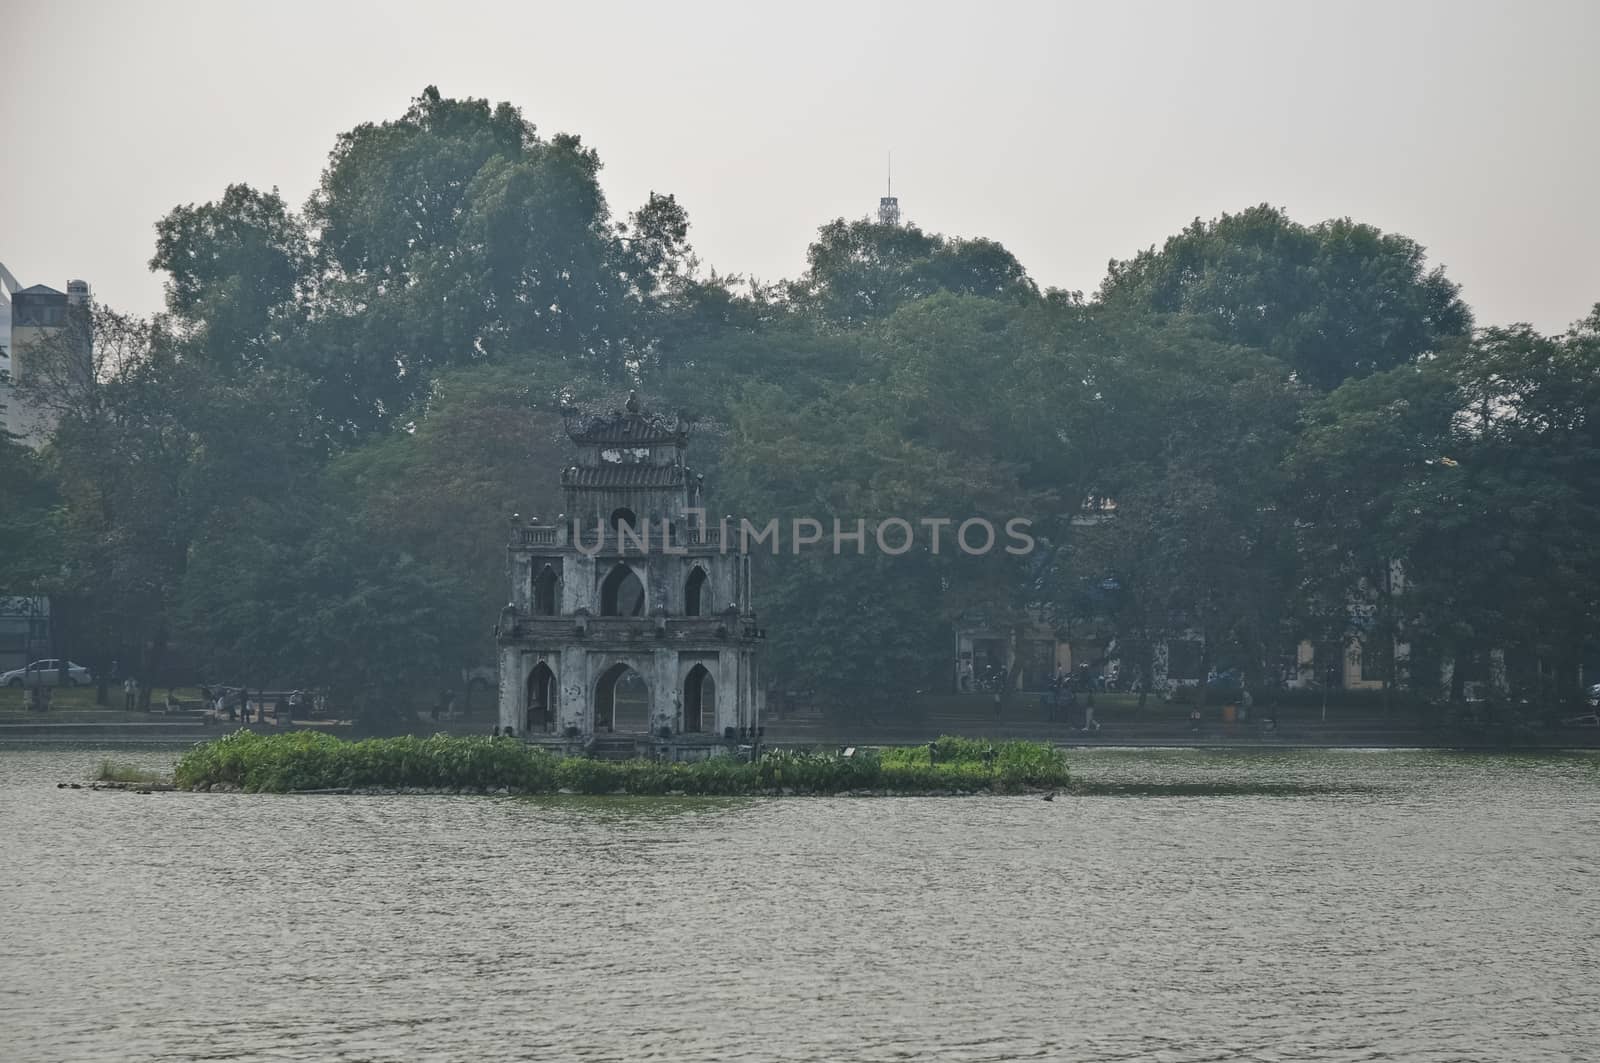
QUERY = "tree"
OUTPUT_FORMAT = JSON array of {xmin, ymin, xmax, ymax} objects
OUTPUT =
[
  {"xmin": 14, "ymin": 306, "xmax": 196, "ymax": 699},
  {"xmin": 150, "ymin": 183, "xmax": 311, "ymax": 372},
  {"xmin": 714, "ymin": 296, "xmax": 1071, "ymax": 710},
  {"xmin": 14, "ymin": 302, "xmax": 328, "ymax": 699},
  {"xmin": 326, "ymin": 357, "xmax": 574, "ymax": 649},
  {"xmin": 309, "ymin": 85, "xmax": 537, "ymax": 286},
  {"xmin": 1067, "ymin": 315, "xmax": 1306, "ymax": 703},
  {"xmin": 788, "ymin": 218, "xmax": 1038, "ymax": 325},
  {"xmin": 264, "ymin": 88, "xmax": 700, "ymax": 436},
  {"xmin": 1099, "ymin": 205, "xmax": 1472, "ymax": 390},
  {"xmin": 1290, "ymin": 308, "xmax": 1600, "ymax": 713},
  {"xmin": 0, "ymin": 431, "xmax": 60, "ymax": 590},
  {"xmin": 178, "ymin": 499, "xmax": 474, "ymax": 718}
]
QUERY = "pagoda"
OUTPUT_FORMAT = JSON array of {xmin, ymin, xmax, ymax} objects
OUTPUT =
[{"xmin": 495, "ymin": 393, "xmax": 765, "ymax": 758}]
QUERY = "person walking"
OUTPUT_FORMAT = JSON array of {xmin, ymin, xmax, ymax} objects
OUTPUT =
[{"xmin": 123, "ymin": 677, "xmax": 135, "ymax": 711}]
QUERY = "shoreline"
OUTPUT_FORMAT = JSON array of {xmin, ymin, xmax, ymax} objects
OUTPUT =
[
  {"xmin": 7, "ymin": 729, "xmax": 1599, "ymax": 753},
  {"xmin": 67, "ymin": 780, "xmax": 1364, "ymax": 799}
]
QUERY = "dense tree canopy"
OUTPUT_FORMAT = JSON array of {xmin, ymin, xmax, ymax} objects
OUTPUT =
[
  {"xmin": 150, "ymin": 183, "xmax": 310, "ymax": 372},
  {"xmin": 1099, "ymin": 205, "xmax": 1474, "ymax": 390},
  {"xmin": 789, "ymin": 218, "xmax": 1038, "ymax": 325},
  {"xmin": 4, "ymin": 86, "xmax": 1594, "ymax": 721}
]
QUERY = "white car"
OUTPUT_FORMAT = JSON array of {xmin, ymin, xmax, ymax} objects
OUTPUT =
[{"xmin": 2, "ymin": 659, "xmax": 94, "ymax": 688}]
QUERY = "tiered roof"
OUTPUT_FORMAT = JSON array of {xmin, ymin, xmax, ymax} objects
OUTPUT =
[
  {"xmin": 561, "ymin": 464, "xmax": 688, "ymax": 488},
  {"xmin": 562, "ymin": 391, "xmax": 689, "ymax": 446}
]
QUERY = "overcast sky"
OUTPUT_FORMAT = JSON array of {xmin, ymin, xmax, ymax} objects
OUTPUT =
[{"xmin": 5, "ymin": 0, "xmax": 1597, "ymax": 333}]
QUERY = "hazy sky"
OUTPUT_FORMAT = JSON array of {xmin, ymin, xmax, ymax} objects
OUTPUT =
[{"xmin": 5, "ymin": 0, "xmax": 1597, "ymax": 333}]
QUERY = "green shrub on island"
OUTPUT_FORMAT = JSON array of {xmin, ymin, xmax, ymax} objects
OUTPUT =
[
  {"xmin": 94, "ymin": 759, "xmax": 167, "ymax": 785},
  {"xmin": 172, "ymin": 731, "xmax": 1069, "ymax": 795}
]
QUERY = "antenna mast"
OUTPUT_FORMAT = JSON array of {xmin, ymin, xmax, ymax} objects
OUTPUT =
[{"xmin": 877, "ymin": 151, "xmax": 901, "ymax": 226}]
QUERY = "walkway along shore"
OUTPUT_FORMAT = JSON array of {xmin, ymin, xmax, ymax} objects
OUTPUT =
[{"xmin": 5, "ymin": 694, "xmax": 1597, "ymax": 750}]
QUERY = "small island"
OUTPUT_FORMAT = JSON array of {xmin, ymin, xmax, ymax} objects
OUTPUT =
[{"xmin": 171, "ymin": 731, "xmax": 1069, "ymax": 796}]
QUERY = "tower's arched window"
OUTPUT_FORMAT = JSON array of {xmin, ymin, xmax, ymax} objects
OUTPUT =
[
  {"xmin": 610, "ymin": 507, "xmax": 638, "ymax": 533},
  {"xmin": 600, "ymin": 563, "xmax": 645, "ymax": 617},
  {"xmin": 596, "ymin": 662, "xmax": 649, "ymax": 732},
  {"xmin": 685, "ymin": 566, "xmax": 710, "ymax": 617},
  {"xmin": 683, "ymin": 663, "xmax": 714, "ymax": 733},
  {"xmin": 533, "ymin": 565, "xmax": 558, "ymax": 616},
  {"xmin": 526, "ymin": 663, "xmax": 556, "ymax": 733}
]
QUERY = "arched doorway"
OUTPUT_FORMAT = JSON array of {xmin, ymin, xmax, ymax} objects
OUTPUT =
[
  {"xmin": 595, "ymin": 662, "xmax": 650, "ymax": 733},
  {"xmin": 526, "ymin": 662, "xmax": 555, "ymax": 733},
  {"xmin": 533, "ymin": 565, "xmax": 558, "ymax": 616},
  {"xmin": 600, "ymin": 562, "xmax": 645, "ymax": 617},
  {"xmin": 684, "ymin": 566, "xmax": 709, "ymax": 617},
  {"xmin": 683, "ymin": 663, "xmax": 714, "ymax": 733}
]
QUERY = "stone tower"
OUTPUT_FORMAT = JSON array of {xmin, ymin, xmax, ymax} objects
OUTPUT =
[{"xmin": 496, "ymin": 393, "xmax": 765, "ymax": 757}]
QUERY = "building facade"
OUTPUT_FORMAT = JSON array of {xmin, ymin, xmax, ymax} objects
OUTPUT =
[
  {"xmin": 496, "ymin": 394, "xmax": 765, "ymax": 757},
  {"xmin": 1, "ymin": 278, "xmax": 88, "ymax": 446}
]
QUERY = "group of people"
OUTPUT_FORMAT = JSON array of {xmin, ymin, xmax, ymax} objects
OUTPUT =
[
  {"xmin": 956, "ymin": 656, "xmax": 1106, "ymax": 731},
  {"xmin": 1186, "ymin": 689, "xmax": 1274, "ymax": 733},
  {"xmin": 1045, "ymin": 665, "xmax": 1101, "ymax": 732},
  {"xmin": 955, "ymin": 658, "xmax": 1007, "ymax": 693},
  {"xmin": 20, "ymin": 684, "xmax": 53, "ymax": 712}
]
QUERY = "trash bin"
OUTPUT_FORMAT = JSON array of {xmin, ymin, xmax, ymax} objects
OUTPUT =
[{"xmin": 1222, "ymin": 703, "xmax": 1237, "ymax": 723}]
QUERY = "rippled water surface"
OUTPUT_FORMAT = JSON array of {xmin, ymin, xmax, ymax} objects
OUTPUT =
[{"xmin": 3, "ymin": 746, "xmax": 1598, "ymax": 1062}]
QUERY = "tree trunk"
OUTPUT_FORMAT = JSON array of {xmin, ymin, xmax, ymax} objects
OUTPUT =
[
  {"xmin": 1382, "ymin": 636, "xmax": 1393, "ymax": 715},
  {"xmin": 1136, "ymin": 639, "xmax": 1152, "ymax": 710},
  {"xmin": 143, "ymin": 619, "xmax": 170, "ymax": 709}
]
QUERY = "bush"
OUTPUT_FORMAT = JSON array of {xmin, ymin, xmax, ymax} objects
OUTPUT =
[
  {"xmin": 94, "ymin": 759, "xmax": 165, "ymax": 785},
  {"xmin": 172, "ymin": 732, "xmax": 1068, "ymax": 794}
]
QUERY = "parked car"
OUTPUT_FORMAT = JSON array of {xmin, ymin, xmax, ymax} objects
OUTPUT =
[{"xmin": 2, "ymin": 659, "xmax": 94, "ymax": 688}]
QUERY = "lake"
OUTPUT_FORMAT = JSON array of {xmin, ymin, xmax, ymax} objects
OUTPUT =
[{"xmin": 2, "ymin": 745, "xmax": 1597, "ymax": 1062}]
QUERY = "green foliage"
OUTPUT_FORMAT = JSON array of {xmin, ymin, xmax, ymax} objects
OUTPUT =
[
  {"xmin": 289, "ymin": 86, "xmax": 691, "ymax": 429},
  {"xmin": 94, "ymin": 759, "xmax": 166, "ymax": 785},
  {"xmin": 150, "ymin": 183, "xmax": 310, "ymax": 371},
  {"xmin": 0, "ymin": 433, "xmax": 60, "ymax": 588},
  {"xmin": 1099, "ymin": 204, "xmax": 1472, "ymax": 390},
  {"xmin": 323, "ymin": 359, "xmax": 574, "ymax": 643},
  {"xmin": 1290, "ymin": 309, "xmax": 1600, "ymax": 707},
  {"xmin": 6, "ymin": 82, "xmax": 1594, "ymax": 724},
  {"xmin": 174, "ymin": 731, "xmax": 561, "ymax": 793},
  {"xmin": 788, "ymin": 219, "xmax": 1038, "ymax": 325},
  {"xmin": 177, "ymin": 502, "xmax": 473, "ymax": 715},
  {"xmin": 171, "ymin": 733, "xmax": 1068, "ymax": 794}
]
